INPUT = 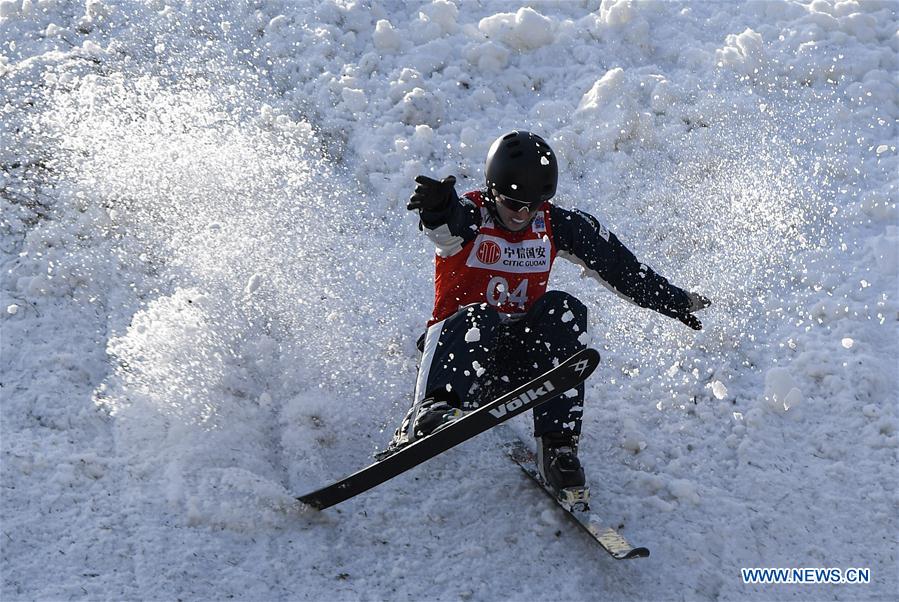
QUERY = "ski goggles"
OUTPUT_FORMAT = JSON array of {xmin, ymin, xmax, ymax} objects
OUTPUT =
[{"xmin": 496, "ymin": 193, "xmax": 542, "ymax": 212}]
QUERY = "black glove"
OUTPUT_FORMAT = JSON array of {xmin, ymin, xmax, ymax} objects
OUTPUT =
[
  {"xmin": 407, "ymin": 175, "xmax": 458, "ymax": 211},
  {"xmin": 677, "ymin": 292, "xmax": 712, "ymax": 330}
]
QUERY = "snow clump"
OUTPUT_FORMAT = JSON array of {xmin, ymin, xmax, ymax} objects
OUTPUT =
[
  {"xmin": 763, "ymin": 367, "xmax": 803, "ymax": 412},
  {"xmin": 478, "ymin": 7, "xmax": 556, "ymax": 52}
]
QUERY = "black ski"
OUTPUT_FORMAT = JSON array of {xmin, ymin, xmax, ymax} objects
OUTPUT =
[
  {"xmin": 298, "ymin": 348, "xmax": 600, "ymax": 510},
  {"xmin": 500, "ymin": 425, "xmax": 650, "ymax": 560}
]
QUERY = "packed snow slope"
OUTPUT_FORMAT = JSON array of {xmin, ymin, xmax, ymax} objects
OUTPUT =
[{"xmin": 2, "ymin": 1, "xmax": 897, "ymax": 600}]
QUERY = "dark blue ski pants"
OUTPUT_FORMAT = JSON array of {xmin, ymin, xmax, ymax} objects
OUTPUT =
[{"xmin": 412, "ymin": 290, "xmax": 588, "ymax": 438}]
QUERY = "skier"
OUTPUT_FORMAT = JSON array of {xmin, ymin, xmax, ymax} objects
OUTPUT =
[{"xmin": 387, "ymin": 130, "xmax": 710, "ymax": 502}]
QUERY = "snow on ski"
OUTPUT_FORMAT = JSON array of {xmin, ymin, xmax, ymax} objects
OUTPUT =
[
  {"xmin": 499, "ymin": 425, "xmax": 649, "ymax": 560},
  {"xmin": 298, "ymin": 348, "xmax": 600, "ymax": 510}
]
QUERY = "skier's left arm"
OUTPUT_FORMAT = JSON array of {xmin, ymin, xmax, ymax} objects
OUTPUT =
[{"xmin": 550, "ymin": 205, "xmax": 711, "ymax": 329}]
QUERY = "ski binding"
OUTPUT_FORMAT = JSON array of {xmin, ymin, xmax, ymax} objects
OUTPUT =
[{"xmin": 558, "ymin": 485, "xmax": 590, "ymax": 511}]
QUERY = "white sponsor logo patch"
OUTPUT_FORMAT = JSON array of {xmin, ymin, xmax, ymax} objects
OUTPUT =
[
  {"xmin": 466, "ymin": 234, "xmax": 552, "ymax": 273},
  {"xmin": 531, "ymin": 211, "xmax": 546, "ymax": 233}
]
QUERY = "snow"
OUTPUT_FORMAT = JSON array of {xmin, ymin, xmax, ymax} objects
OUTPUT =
[
  {"xmin": 710, "ymin": 379, "xmax": 729, "ymax": 400},
  {"xmin": 763, "ymin": 367, "xmax": 803, "ymax": 412},
  {"xmin": 1, "ymin": 0, "xmax": 897, "ymax": 600}
]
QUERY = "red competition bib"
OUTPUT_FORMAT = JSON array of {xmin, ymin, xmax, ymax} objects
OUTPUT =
[{"xmin": 430, "ymin": 191, "xmax": 557, "ymax": 325}]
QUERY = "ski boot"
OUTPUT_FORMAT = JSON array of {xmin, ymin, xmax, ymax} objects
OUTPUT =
[
  {"xmin": 375, "ymin": 407, "xmax": 414, "ymax": 460},
  {"xmin": 537, "ymin": 431, "xmax": 589, "ymax": 510},
  {"xmin": 411, "ymin": 397, "xmax": 465, "ymax": 438},
  {"xmin": 375, "ymin": 397, "xmax": 465, "ymax": 460}
]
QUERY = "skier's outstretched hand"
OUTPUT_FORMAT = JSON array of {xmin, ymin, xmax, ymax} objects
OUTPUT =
[
  {"xmin": 407, "ymin": 175, "xmax": 458, "ymax": 211},
  {"xmin": 677, "ymin": 292, "xmax": 712, "ymax": 330}
]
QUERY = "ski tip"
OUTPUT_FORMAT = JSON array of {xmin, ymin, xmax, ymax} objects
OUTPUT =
[
  {"xmin": 620, "ymin": 547, "xmax": 650, "ymax": 559},
  {"xmin": 566, "ymin": 347, "xmax": 600, "ymax": 380}
]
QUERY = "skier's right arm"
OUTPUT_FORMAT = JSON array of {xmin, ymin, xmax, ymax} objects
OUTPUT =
[{"xmin": 407, "ymin": 175, "xmax": 479, "ymax": 257}]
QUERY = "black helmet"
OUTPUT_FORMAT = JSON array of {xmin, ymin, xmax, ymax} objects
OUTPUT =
[{"xmin": 485, "ymin": 131, "xmax": 558, "ymax": 206}]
